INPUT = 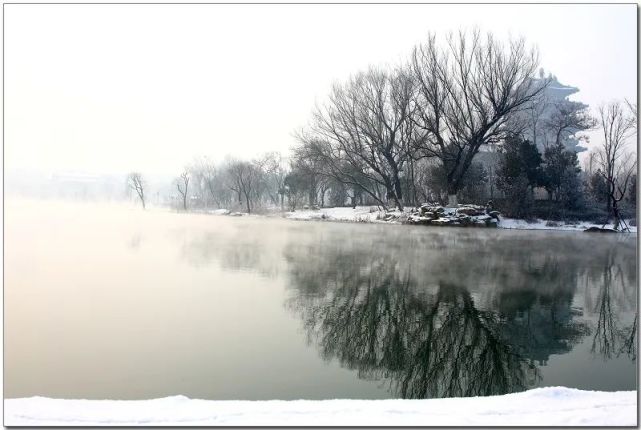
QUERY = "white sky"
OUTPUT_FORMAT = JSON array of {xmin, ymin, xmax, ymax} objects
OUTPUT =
[{"xmin": 4, "ymin": 3, "xmax": 637, "ymax": 176}]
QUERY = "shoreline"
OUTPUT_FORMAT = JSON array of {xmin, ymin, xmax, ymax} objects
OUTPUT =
[{"xmin": 205, "ymin": 206, "xmax": 638, "ymax": 234}]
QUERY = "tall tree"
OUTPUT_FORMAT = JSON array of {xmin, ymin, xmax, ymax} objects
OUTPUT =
[
  {"xmin": 596, "ymin": 101, "xmax": 636, "ymax": 224},
  {"xmin": 411, "ymin": 30, "xmax": 544, "ymax": 206},
  {"xmin": 307, "ymin": 67, "xmax": 417, "ymax": 210},
  {"xmin": 542, "ymin": 141, "xmax": 581, "ymax": 208},
  {"xmin": 496, "ymin": 135, "xmax": 543, "ymax": 217},
  {"xmin": 226, "ymin": 159, "xmax": 260, "ymax": 214},
  {"xmin": 260, "ymin": 152, "xmax": 288, "ymax": 210}
]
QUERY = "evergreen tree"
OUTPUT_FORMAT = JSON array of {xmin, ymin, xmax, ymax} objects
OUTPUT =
[
  {"xmin": 496, "ymin": 135, "xmax": 544, "ymax": 217},
  {"xmin": 542, "ymin": 142, "xmax": 582, "ymax": 209}
]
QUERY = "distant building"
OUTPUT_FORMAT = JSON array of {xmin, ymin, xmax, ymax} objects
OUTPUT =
[
  {"xmin": 470, "ymin": 74, "xmax": 588, "ymax": 202},
  {"xmin": 517, "ymin": 74, "xmax": 589, "ymax": 153}
]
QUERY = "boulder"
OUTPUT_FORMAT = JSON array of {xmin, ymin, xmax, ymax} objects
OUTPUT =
[
  {"xmin": 407, "ymin": 216, "xmax": 432, "ymax": 225},
  {"xmin": 457, "ymin": 207, "xmax": 482, "ymax": 216},
  {"xmin": 457, "ymin": 215, "xmax": 473, "ymax": 226}
]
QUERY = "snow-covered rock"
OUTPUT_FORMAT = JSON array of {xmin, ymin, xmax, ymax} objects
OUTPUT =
[
  {"xmin": 407, "ymin": 203, "xmax": 497, "ymax": 228},
  {"xmin": 205, "ymin": 205, "xmax": 636, "ymax": 233}
]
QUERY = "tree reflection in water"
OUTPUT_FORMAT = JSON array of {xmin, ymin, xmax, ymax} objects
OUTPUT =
[
  {"xmin": 175, "ymin": 220, "xmax": 636, "ymax": 397},
  {"xmin": 298, "ymin": 269, "xmax": 539, "ymax": 398},
  {"xmin": 589, "ymin": 246, "xmax": 638, "ymax": 361},
  {"xmin": 283, "ymin": 229, "xmax": 634, "ymax": 399}
]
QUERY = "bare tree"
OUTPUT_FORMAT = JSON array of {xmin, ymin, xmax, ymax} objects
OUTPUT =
[
  {"xmin": 625, "ymin": 99, "xmax": 637, "ymax": 132},
  {"xmin": 543, "ymin": 100, "xmax": 596, "ymax": 150},
  {"xmin": 226, "ymin": 159, "xmax": 260, "ymax": 214},
  {"xmin": 599, "ymin": 156, "xmax": 636, "ymax": 231},
  {"xmin": 188, "ymin": 157, "xmax": 218, "ymax": 208},
  {"xmin": 307, "ymin": 67, "xmax": 418, "ymax": 211},
  {"xmin": 524, "ymin": 93, "xmax": 550, "ymax": 148},
  {"xmin": 294, "ymin": 136, "xmax": 384, "ymax": 208},
  {"xmin": 127, "ymin": 172, "xmax": 146, "ymax": 209},
  {"xmin": 260, "ymin": 152, "xmax": 288, "ymax": 210},
  {"xmin": 175, "ymin": 169, "xmax": 190, "ymax": 211},
  {"xmin": 596, "ymin": 101, "xmax": 637, "ymax": 228},
  {"xmin": 411, "ymin": 30, "xmax": 544, "ymax": 206}
]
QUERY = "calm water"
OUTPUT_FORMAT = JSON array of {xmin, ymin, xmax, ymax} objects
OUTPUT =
[{"xmin": 5, "ymin": 200, "xmax": 638, "ymax": 400}]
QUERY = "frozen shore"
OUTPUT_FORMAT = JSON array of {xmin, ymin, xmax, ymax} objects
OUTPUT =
[
  {"xmin": 4, "ymin": 387, "xmax": 636, "ymax": 426},
  {"xmin": 211, "ymin": 206, "xmax": 637, "ymax": 233}
]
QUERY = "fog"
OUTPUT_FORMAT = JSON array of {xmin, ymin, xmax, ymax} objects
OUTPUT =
[
  {"xmin": 5, "ymin": 3, "xmax": 636, "ymax": 195},
  {"xmin": 5, "ymin": 200, "xmax": 636, "ymax": 400}
]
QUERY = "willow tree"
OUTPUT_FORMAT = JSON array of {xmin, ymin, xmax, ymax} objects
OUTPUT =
[{"xmin": 411, "ymin": 30, "xmax": 544, "ymax": 206}]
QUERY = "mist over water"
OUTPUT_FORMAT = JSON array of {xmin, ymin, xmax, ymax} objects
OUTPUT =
[{"xmin": 4, "ymin": 199, "xmax": 637, "ymax": 400}]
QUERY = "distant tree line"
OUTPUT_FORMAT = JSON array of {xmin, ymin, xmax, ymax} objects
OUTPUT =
[{"xmin": 127, "ymin": 30, "xmax": 637, "ymax": 226}]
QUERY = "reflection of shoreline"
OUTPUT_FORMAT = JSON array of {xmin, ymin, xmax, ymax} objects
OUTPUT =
[
  {"xmin": 280, "ymin": 229, "xmax": 636, "ymax": 399},
  {"xmin": 176, "ymin": 218, "xmax": 637, "ymax": 398}
]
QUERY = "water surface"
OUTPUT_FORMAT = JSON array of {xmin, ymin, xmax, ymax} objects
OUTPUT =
[{"xmin": 5, "ymin": 200, "xmax": 637, "ymax": 400}]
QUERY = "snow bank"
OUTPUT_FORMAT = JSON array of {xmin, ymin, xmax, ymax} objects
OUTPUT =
[
  {"xmin": 499, "ymin": 217, "xmax": 638, "ymax": 233},
  {"xmin": 4, "ymin": 387, "xmax": 636, "ymax": 426},
  {"xmin": 285, "ymin": 206, "xmax": 392, "ymax": 223},
  {"xmin": 208, "ymin": 205, "xmax": 637, "ymax": 233}
]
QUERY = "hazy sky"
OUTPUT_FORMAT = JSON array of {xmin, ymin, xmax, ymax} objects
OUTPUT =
[{"xmin": 5, "ymin": 3, "xmax": 637, "ymax": 176}]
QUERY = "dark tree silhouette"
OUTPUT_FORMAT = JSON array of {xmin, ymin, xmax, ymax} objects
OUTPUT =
[{"xmin": 411, "ymin": 30, "xmax": 544, "ymax": 206}]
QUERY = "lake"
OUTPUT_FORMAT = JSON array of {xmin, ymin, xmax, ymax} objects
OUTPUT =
[{"xmin": 4, "ymin": 200, "xmax": 637, "ymax": 400}]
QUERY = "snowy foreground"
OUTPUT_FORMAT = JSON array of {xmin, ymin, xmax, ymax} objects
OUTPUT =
[{"xmin": 4, "ymin": 387, "xmax": 636, "ymax": 426}]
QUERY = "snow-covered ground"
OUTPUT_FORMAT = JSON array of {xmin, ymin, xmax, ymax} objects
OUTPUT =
[
  {"xmin": 275, "ymin": 206, "xmax": 638, "ymax": 233},
  {"xmin": 4, "ymin": 387, "xmax": 636, "ymax": 426},
  {"xmin": 498, "ymin": 217, "xmax": 637, "ymax": 232},
  {"xmin": 284, "ymin": 206, "xmax": 395, "ymax": 223}
]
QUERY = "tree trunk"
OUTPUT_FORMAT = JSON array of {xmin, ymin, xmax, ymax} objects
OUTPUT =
[
  {"xmin": 446, "ymin": 182, "xmax": 459, "ymax": 207},
  {"xmin": 245, "ymin": 193, "xmax": 251, "ymax": 214},
  {"xmin": 309, "ymin": 176, "xmax": 317, "ymax": 207},
  {"xmin": 393, "ymin": 178, "xmax": 404, "ymax": 211}
]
